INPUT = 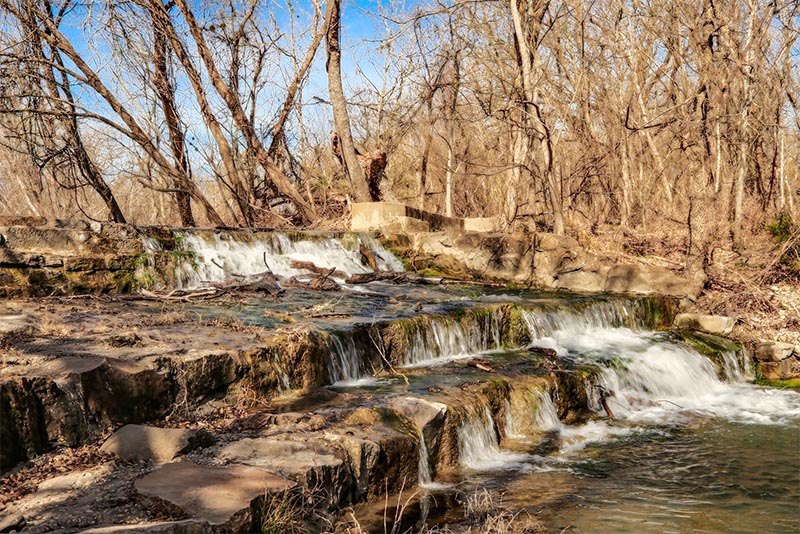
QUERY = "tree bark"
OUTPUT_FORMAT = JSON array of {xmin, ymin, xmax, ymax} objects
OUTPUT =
[
  {"xmin": 174, "ymin": 0, "xmax": 317, "ymax": 224},
  {"xmin": 151, "ymin": 4, "xmax": 194, "ymax": 226},
  {"xmin": 324, "ymin": 0, "xmax": 370, "ymax": 203}
]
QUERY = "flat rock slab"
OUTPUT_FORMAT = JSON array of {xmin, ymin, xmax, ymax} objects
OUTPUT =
[
  {"xmin": 134, "ymin": 462, "xmax": 295, "ymax": 526},
  {"xmin": 674, "ymin": 313, "xmax": 735, "ymax": 335},
  {"xmin": 79, "ymin": 520, "xmax": 208, "ymax": 533},
  {"xmin": 0, "ymin": 313, "xmax": 35, "ymax": 339},
  {"xmin": 218, "ymin": 437, "xmax": 342, "ymax": 475},
  {"xmin": 100, "ymin": 425, "xmax": 214, "ymax": 462}
]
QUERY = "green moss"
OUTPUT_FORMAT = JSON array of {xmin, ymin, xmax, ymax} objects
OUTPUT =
[
  {"xmin": 675, "ymin": 330, "xmax": 742, "ymax": 360},
  {"xmin": 503, "ymin": 305, "xmax": 531, "ymax": 347},
  {"xmin": 638, "ymin": 296, "xmax": 677, "ymax": 330},
  {"xmin": 755, "ymin": 378, "xmax": 800, "ymax": 389}
]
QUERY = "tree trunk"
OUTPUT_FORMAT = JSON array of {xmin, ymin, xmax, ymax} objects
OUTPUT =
[
  {"xmin": 25, "ymin": 1, "xmax": 126, "ymax": 224},
  {"xmin": 152, "ymin": 7, "xmax": 194, "ymax": 226},
  {"xmin": 324, "ymin": 0, "xmax": 370, "ymax": 203},
  {"xmin": 173, "ymin": 0, "xmax": 316, "ymax": 224}
]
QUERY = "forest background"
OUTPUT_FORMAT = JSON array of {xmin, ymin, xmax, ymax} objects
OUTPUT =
[{"xmin": 0, "ymin": 0, "xmax": 797, "ymax": 294}]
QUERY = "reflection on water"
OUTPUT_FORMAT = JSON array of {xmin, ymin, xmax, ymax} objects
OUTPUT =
[{"xmin": 503, "ymin": 420, "xmax": 800, "ymax": 534}]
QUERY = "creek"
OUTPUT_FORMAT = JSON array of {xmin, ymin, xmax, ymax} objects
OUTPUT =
[{"xmin": 166, "ymin": 230, "xmax": 800, "ymax": 533}]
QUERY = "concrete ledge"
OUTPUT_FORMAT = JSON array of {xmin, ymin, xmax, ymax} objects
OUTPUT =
[{"xmin": 351, "ymin": 202, "xmax": 500, "ymax": 233}]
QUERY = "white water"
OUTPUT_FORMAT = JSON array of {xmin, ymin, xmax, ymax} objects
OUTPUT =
[
  {"xmin": 329, "ymin": 335, "xmax": 371, "ymax": 385},
  {"xmin": 454, "ymin": 303, "xmax": 800, "ymax": 475},
  {"xmin": 522, "ymin": 300, "xmax": 643, "ymax": 341},
  {"xmin": 173, "ymin": 231, "xmax": 403, "ymax": 289},
  {"xmin": 403, "ymin": 311, "xmax": 504, "ymax": 367},
  {"xmin": 522, "ymin": 307, "xmax": 800, "ymax": 426},
  {"xmin": 532, "ymin": 390, "xmax": 561, "ymax": 431},
  {"xmin": 458, "ymin": 407, "xmax": 530, "ymax": 471},
  {"xmin": 720, "ymin": 348, "xmax": 754, "ymax": 382}
]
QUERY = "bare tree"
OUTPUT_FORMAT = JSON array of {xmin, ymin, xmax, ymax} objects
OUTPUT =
[{"xmin": 325, "ymin": 0, "xmax": 370, "ymax": 202}]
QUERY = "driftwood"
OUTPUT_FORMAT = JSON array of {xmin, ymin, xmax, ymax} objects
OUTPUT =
[
  {"xmin": 290, "ymin": 260, "xmax": 347, "ymax": 279},
  {"xmin": 346, "ymin": 272, "xmax": 407, "ymax": 284},
  {"xmin": 284, "ymin": 267, "xmax": 340, "ymax": 292},
  {"xmin": 211, "ymin": 272, "xmax": 284, "ymax": 296},
  {"xmin": 345, "ymin": 272, "xmax": 443, "ymax": 285},
  {"xmin": 139, "ymin": 288, "xmax": 225, "ymax": 302},
  {"xmin": 596, "ymin": 385, "xmax": 615, "ymax": 419},
  {"xmin": 359, "ymin": 244, "xmax": 379, "ymax": 271},
  {"xmin": 465, "ymin": 357, "xmax": 495, "ymax": 373}
]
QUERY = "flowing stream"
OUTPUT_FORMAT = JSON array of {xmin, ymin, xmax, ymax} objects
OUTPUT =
[
  {"xmin": 157, "ymin": 230, "xmax": 403, "ymax": 289},
  {"xmin": 457, "ymin": 310, "xmax": 800, "ymax": 533},
  {"xmin": 144, "ymin": 231, "xmax": 798, "ymax": 533}
]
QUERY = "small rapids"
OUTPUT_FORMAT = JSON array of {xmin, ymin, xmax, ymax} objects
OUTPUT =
[
  {"xmin": 529, "ymin": 323, "xmax": 800, "ymax": 426},
  {"xmin": 458, "ymin": 407, "xmax": 530, "ymax": 471},
  {"xmin": 424, "ymin": 300, "xmax": 799, "ymax": 534},
  {"xmin": 402, "ymin": 311, "xmax": 504, "ymax": 367},
  {"xmin": 167, "ymin": 231, "xmax": 403, "ymax": 289}
]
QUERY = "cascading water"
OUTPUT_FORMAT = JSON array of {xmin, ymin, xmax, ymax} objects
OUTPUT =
[
  {"xmin": 457, "ymin": 407, "xmax": 529, "ymax": 471},
  {"xmin": 171, "ymin": 231, "xmax": 403, "ymax": 289},
  {"xmin": 328, "ymin": 334, "xmax": 372, "ymax": 386},
  {"xmin": 402, "ymin": 309, "xmax": 505, "ymax": 367},
  {"xmin": 719, "ymin": 348, "xmax": 753, "ymax": 382},
  {"xmin": 417, "ymin": 433, "xmax": 432, "ymax": 486},
  {"xmin": 521, "ymin": 300, "xmax": 644, "ymax": 345},
  {"xmin": 508, "ymin": 306, "xmax": 800, "ymax": 534},
  {"xmin": 505, "ymin": 389, "xmax": 561, "ymax": 439},
  {"xmin": 531, "ymin": 390, "xmax": 561, "ymax": 431},
  {"xmin": 545, "ymin": 327, "xmax": 800, "ymax": 426}
]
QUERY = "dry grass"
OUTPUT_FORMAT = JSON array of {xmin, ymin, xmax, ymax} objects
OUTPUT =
[
  {"xmin": 39, "ymin": 313, "xmax": 72, "ymax": 338},
  {"xmin": 134, "ymin": 311, "xmax": 194, "ymax": 327}
]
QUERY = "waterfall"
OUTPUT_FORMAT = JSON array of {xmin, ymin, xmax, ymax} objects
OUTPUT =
[
  {"xmin": 402, "ymin": 309, "xmax": 505, "ymax": 367},
  {"xmin": 457, "ymin": 407, "xmax": 528, "ymax": 470},
  {"xmin": 719, "ymin": 349, "xmax": 754, "ymax": 383},
  {"xmin": 522, "ymin": 300, "xmax": 643, "ymax": 347},
  {"xmin": 504, "ymin": 389, "xmax": 561, "ymax": 439},
  {"xmin": 504, "ymin": 399, "xmax": 527, "ymax": 439},
  {"xmin": 328, "ymin": 335, "xmax": 370, "ymax": 385},
  {"xmin": 172, "ymin": 231, "xmax": 403, "ymax": 289},
  {"xmin": 418, "ymin": 432, "xmax": 432, "ymax": 486},
  {"xmin": 536, "ymin": 322, "xmax": 800, "ymax": 426},
  {"xmin": 532, "ymin": 390, "xmax": 561, "ymax": 431}
]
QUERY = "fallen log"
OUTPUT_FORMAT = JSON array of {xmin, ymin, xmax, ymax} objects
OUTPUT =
[
  {"xmin": 359, "ymin": 244, "xmax": 379, "ymax": 271},
  {"xmin": 284, "ymin": 268, "xmax": 340, "ymax": 292},
  {"xmin": 290, "ymin": 260, "xmax": 347, "ymax": 279},
  {"xmin": 211, "ymin": 272, "xmax": 284, "ymax": 296},
  {"xmin": 346, "ymin": 272, "xmax": 408, "ymax": 284},
  {"xmin": 139, "ymin": 288, "xmax": 224, "ymax": 302},
  {"xmin": 465, "ymin": 357, "xmax": 495, "ymax": 373}
]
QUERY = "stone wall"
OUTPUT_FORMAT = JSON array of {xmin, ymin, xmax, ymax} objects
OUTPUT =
[
  {"xmin": 0, "ymin": 219, "xmax": 188, "ymax": 297},
  {"xmin": 384, "ymin": 230, "xmax": 702, "ymax": 299}
]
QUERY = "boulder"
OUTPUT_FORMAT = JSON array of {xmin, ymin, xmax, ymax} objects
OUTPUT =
[
  {"xmin": 673, "ymin": 313, "xmax": 735, "ymax": 335},
  {"xmin": 754, "ymin": 341, "xmax": 796, "ymax": 362},
  {"xmin": 388, "ymin": 397, "xmax": 447, "ymax": 481},
  {"xmin": 100, "ymin": 425, "xmax": 214, "ymax": 462},
  {"xmin": 324, "ymin": 433, "xmax": 381, "ymax": 502},
  {"xmin": 134, "ymin": 462, "xmax": 295, "ymax": 529},
  {"xmin": 324, "ymin": 424, "xmax": 417, "ymax": 501},
  {"xmin": 388, "ymin": 397, "xmax": 447, "ymax": 446},
  {"xmin": 217, "ymin": 437, "xmax": 349, "ymax": 506},
  {"xmin": 757, "ymin": 358, "xmax": 800, "ymax": 381}
]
